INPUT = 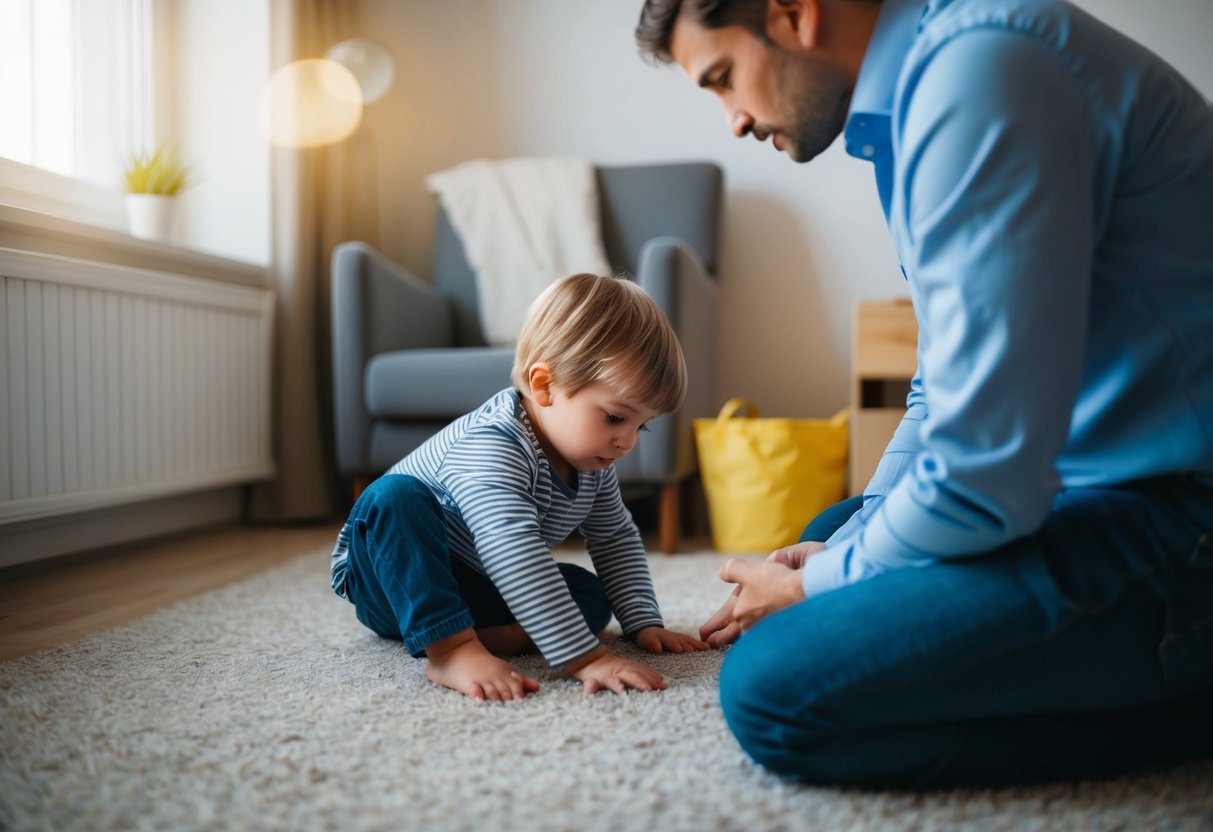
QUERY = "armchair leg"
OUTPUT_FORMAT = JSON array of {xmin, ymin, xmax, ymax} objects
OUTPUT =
[
  {"xmin": 353, "ymin": 475, "xmax": 375, "ymax": 501},
  {"xmin": 658, "ymin": 481, "xmax": 679, "ymax": 555}
]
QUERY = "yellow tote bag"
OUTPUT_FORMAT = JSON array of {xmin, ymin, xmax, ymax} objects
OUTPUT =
[{"xmin": 693, "ymin": 398, "xmax": 849, "ymax": 553}]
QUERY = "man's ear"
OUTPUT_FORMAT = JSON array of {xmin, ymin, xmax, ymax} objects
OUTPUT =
[
  {"xmin": 767, "ymin": 0, "xmax": 819, "ymax": 51},
  {"xmin": 528, "ymin": 363, "xmax": 555, "ymax": 407}
]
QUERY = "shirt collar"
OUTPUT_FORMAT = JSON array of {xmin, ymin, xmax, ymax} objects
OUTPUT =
[{"xmin": 844, "ymin": 0, "xmax": 929, "ymax": 159}]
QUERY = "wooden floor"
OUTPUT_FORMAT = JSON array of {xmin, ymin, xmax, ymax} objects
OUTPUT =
[{"xmin": 0, "ymin": 521, "xmax": 341, "ymax": 661}]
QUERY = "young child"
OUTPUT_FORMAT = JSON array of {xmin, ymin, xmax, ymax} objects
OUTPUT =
[{"xmin": 330, "ymin": 272, "xmax": 709, "ymax": 701}]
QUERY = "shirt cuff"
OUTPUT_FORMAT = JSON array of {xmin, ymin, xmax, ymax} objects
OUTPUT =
[
  {"xmin": 619, "ymin": 614, "xmax": 664, "ymax": 637},
  {"xmin": 800, "ymin": 544, "xmax": 850, "ymax": 600}
]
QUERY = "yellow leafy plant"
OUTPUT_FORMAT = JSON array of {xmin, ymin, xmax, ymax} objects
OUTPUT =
[{"xmin": 123, "ymin": 146, "xmax": 194, "ymax": 195}]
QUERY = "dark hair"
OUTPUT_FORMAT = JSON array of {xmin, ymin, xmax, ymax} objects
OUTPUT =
[{"xmin": 635, "ymin": 0, "xmax": 769, "ymax": 65}]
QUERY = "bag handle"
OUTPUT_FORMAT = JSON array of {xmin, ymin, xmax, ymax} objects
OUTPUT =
[
  {"xmin": 715, "ymin": 399, "xmax": 850, "ymax": 426},
  {"xmin": 716, "ymin": 397, "xmax": 760, "ymax": 422}
]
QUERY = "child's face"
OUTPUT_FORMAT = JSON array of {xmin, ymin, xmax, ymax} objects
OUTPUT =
[{"xmin": 530, "ymin": 381, "xmax": 659, "ymax": 478}]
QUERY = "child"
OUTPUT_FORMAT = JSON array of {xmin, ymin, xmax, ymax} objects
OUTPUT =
[{"xmin": 330, "ymin": 273, "xmax": 709, "ymax": 701}]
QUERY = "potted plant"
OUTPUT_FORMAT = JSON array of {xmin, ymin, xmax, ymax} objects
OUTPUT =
[{"xmin": 123, "ymin": 146, "xmax": 194, "ymax": 242}]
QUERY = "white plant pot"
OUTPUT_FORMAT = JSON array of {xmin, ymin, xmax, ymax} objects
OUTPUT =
[{"xmin": 125, "ymin": 193, "xmax": 177, "ymax": 242}]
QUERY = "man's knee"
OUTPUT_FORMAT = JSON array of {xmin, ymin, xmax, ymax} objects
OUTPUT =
[
  {"xmin": 719, "ymin": 627, "xmax": 838, "ymax": 777},
  {"xmin": 799, "ymin": 495, "xmax": 864, "ymax": 543}
]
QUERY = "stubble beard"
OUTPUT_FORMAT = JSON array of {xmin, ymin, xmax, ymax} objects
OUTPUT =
[{"xmin": 775, "ymin": 49, "xmax": 852, "ymax": 164}]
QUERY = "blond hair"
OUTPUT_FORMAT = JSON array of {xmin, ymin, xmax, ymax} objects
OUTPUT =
[{"xmin": 512, "ymin": 273, "xmax": 687, "ymax": 415}]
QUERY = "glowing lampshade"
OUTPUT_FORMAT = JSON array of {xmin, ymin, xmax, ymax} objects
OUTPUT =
[
  {"xmin": 260, "ymin": 59, "xmax": 363, "ymax": 148},
  {"xmin": 324, "ymin": 39, "xmax": 395, "ymax": 104}
]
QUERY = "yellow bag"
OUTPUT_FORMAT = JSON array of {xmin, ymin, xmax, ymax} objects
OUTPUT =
[{"xmin": 693, "ymin": 398, "xmax": 849, "ymax": 553}]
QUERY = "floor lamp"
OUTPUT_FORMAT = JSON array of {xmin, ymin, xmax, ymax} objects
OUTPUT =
[{"xmin": 260, "ymin": 38, "xmax": 394, "ymax": 149}]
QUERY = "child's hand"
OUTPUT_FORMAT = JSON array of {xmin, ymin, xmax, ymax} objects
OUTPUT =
[
  {"xmin": 566, "ymin": 646, "xmax": 666, "ymax": 694},
  {"xmin": 633, "ymin": 626, "xmax": 710, "ymax": 654}
]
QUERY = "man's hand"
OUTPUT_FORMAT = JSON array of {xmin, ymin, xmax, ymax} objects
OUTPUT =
[
  {"xmin": 699, "ymin": 542, "xmax": 825, "ymax": 647},
  {"xmin": 768, "ymin": 540, "xmax": 827, "ymax": 570},
  {"xmin": 698, "ymin": 584, "xmax": 742, "ymax": 648},
  {"xmin": 633, "ymin": 626, "xmax": 710, "ymax": 654},
  {"xmin": 718, "ymin": 558, "xmax": 806, "ymax": 631},
  {"xmin": 566, "ymin": 646, "xmax": 667, "ymax": 694}
]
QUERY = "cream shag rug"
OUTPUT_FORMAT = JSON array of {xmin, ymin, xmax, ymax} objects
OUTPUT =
[{"xmin": 2, "ymin": 548, "xmax": 1212, "ymax": 831}]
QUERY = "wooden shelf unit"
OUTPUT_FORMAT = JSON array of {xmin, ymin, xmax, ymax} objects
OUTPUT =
[{"xmin": 850, "ymin": 299, "xmax": 918, "ymax": 495}]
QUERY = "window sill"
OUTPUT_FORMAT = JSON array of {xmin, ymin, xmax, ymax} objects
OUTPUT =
[{"xmin": 0, "ymin": 203, "xmax": 269, "ymax": 289}]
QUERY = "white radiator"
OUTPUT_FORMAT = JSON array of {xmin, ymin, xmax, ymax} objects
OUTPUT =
[{"xmin": 0, "ymin": 247, "xmax": 275, "ymax": 527}]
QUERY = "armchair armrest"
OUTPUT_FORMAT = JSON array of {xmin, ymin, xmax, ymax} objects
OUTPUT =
[
  {"xmin": 331, "ymin": 241, "xmax": 454, "ymax": 473},
  {"xmin": 632, "ymin": 236, "xmax": 718, "ymax": 480}
]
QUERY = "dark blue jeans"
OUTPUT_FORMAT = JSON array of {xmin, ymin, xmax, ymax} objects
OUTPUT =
[
  {"xmin": 720, "ymin": 476, "xmax": 1213, "ymax": 787},
  {"xmin": 338, "ymin": 475, "xmax": 612, "ymax": 656}
]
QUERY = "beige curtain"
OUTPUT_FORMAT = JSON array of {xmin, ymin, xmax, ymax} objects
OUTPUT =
[{"xmin": 248, "ymin": 0, "xmax": 380, "ymax": 521}]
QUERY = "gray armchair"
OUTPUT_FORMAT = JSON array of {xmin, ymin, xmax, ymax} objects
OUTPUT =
[{"xmin": 332, "ymin": 161, "xmax": 722, "ymax": 552}]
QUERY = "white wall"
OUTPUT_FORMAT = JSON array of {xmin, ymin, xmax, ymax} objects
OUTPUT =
[
  {"xmin": 170, "ymin": 0, "xmax": 271, "ymax": 266},
  {"xmin": 359, "ymin": 0, "xmax": 1213, "ymax": 418},
  {"xmin": 353, "ymin": 3, "xmax": 507, "ymax": 280},
  {"xmin": 1083, "ymin": 0, "xmax": 1213, "ymax": 91}
]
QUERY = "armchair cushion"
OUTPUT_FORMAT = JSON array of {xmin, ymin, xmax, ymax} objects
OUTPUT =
[{"xmin": 365, "ymin": 348, "xmax": 514, "ymax": 418}]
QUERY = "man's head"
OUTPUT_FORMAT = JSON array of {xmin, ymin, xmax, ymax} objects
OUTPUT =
[
  {"xmin": 637, "ymin": 0, "xmax": 878, "ymax": 163},
  {"xmin": 512, "ymin": 273, "xmax": 688, "ymax": 417}
]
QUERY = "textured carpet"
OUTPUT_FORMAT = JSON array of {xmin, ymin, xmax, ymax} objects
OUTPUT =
[{"xmin": 2, "ymin": 547, "xmax": 1212, "ymax": 831}]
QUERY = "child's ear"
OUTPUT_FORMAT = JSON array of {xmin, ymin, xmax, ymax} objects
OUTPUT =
[{"xmin": 528, "ymin": 363, "xmax": 555, "ymax": 407}]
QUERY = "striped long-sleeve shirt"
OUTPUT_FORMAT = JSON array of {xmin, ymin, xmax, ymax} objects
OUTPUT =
[{"xmin": 330, "ymin": 388, "xmax": 663, "ymax": 666}]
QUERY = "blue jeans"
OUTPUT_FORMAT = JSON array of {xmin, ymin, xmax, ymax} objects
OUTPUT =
[
  {"xmin": 720, "ymin": 475, "xmax": 1213, "ymax": 787},
  {"xmin": 338, "ymin": 475, "xmax": 612, "ymax": 656}
]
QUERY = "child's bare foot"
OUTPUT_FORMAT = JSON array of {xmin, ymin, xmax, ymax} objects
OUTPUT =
[
  {"xmin": 424, "ymin": 629, "xmax": 540, "ymax": 702},
  {"xmin": 475, "ymin": 622, "xmax": 534, "ymax": 656}
]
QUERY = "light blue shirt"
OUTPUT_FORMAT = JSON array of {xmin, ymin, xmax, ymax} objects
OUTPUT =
[{"xmin": 803, "ymin": 0, "xmax": 1213, "ymax": 598}]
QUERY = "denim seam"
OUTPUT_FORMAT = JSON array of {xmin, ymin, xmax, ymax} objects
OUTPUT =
[
  {"xmin": 1045, "ymin": 544, "xmax": 1168, "ymax": 618},
  {"xmin": 1063, "ymin": 563, "xmax": 1158, "ymax": 617},
  {"xmin": 1159, "ymin": 613, "xmax": 1213, "ymax": 654}
]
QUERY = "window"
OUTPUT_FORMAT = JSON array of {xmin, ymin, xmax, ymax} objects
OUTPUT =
[
  {"xmin": 0, "ymin": 0, "xmax": 155, "ymax": 227},
  {"xmin": 2, "ymin": 0, "xmax": 272, "ymax": 265},
  {"xmin": 0, "ymin": 0, "xmax": 74, "ymax": 175}
]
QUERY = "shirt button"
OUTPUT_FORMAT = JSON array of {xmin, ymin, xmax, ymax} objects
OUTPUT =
[{"xmin": 862, "ymin": 144, "xmax": 876, "ymax": 158}]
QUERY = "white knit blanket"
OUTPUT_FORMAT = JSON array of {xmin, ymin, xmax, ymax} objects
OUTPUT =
[{"xmin": 426, "ymin": 156, "xmax": 612, "ymax": 346}]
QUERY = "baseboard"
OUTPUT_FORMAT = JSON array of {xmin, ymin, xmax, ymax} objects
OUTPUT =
[{"xmin": 0, "ymin": 486, "xmax": 244, "ymax": 569}]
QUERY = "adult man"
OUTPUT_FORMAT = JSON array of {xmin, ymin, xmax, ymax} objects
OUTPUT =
[{"xmin": 637, "ymin": 0, "xmax": 1213, "ymax": 787}]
